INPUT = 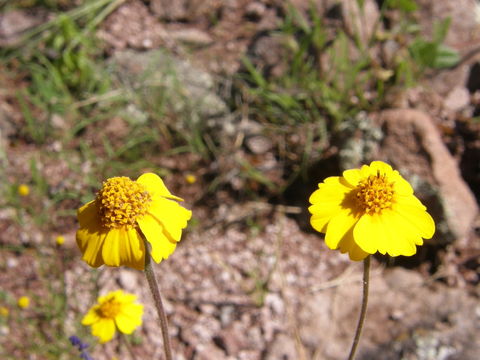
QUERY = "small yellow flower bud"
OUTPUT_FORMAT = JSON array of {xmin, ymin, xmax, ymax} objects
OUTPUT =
[
  {"xmin": 56, "ymin": 236, "xmax": 65, "ymax": 246},
  {"xmin": 0, "ymin": 306, "xmax": 9, "ymax": 317},
  {"xmin": 18, "ymin": 184, "xmax": 30, "ymax": 197},
  {"xmin": 17, "ymin": 296, "xmax": 30, "ymax": 309},
  {"xmin": 185, "ymin": 174, "xmax": 197, "ymax": 184}
]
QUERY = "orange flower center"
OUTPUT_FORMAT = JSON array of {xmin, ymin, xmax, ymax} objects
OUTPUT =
[
  {"xmin": 97, "ymin": 298, "xmax": 121, "ymax": 319},
  {"xmin": 96, "ymin": 177, "xmax": 152, "ymax": 229},
  {"xmin": 355, "ymin": 172, "xmax": 395, "ymax": 215}
]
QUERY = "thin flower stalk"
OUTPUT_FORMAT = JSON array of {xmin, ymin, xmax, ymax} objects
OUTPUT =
[
  {"xmin": 144, "ymin": 242, "xmax": 172, "ymax": 360},
  {"xmin": 347, "ymin": 256, "xmax": 370, "ymax": 360}
]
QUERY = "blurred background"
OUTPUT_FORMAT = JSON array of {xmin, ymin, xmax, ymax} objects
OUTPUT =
[{"xmin": 0, "ymin": 0, "xmax": 479, "ymax": 359}]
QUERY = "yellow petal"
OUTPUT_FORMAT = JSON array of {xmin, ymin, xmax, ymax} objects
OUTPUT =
[
  {"xmin": 369, "ymin": 161, "xmax": 393, "ymax": 174},
  {"xmin": 122, "ymin": 229, "xmax": 145, "ymax": 270},
  {"xmin": 353, "ymin": 214, "xmax": 382, "ymax": 254},
  {"xmin": 337, "ymin": 230, "xmax": 369, "ymax": 261},
  {"xmin": 117, "ymin": 291, "xmax": 137, "ymax": 304},
  {"xmin": 396, "ymin": 193, "xmax": 426, "ymax": 210},
  {"xmin": 391, "ymin": 173, "xmax": 414, "ymax": 195},
  {"xmin": 309, "ymin": 177, "xmax": 351, "ymax": 204},
  {"xmin": 81, "ymin": 307, "xmax": 101, "ymax": 325},
  {"xmin": 100, "ymin": 228, "xmax": 145, "ymax": 269},
  {"xmin": 308, "ymin": 199, "xmax": 345, "ymax": 215},
  {"xmin": 342, "ymin": 168, "xmax": 362, "ymax": 187},
  {"xmin": 76, "ymin": 200, "xmax": 106, "ymax": 267},
  {"xmin": 393, "ymin": 200, "xmax": 435, "ymax": 239},
  {"xmin": 147, "ymin": 197, "xmax": 192, "ymax": 242},
  {"xmin": 91, "ymin": 319, "xmax": 116, "ymax": 343},
  {"xmin": 354, "ymin": 211, "xmax": 419, "ymax": 257},
  {"xmin": 310, "ymin": 214, "xmax": 330, "ymax": 233},
  {"xmin": 77, "ymin": 200, "xmax": 98, "ymax": 227},
  {"xmin": 308, "ymin": 199, "xmax": 345, "ymax": 233},
  {"xmin": 101, "ymin": 228, "xmax": 123, "ymax": 267},
  {"xmin": 137, "ymin": 214, "xmax": 177, "ymax": 263},
  {"xmin": 385, "ymin": 210, "xmax": 423, "ymax": 255},
  {"xmin": 379, "ymin": 211, "xmax": 416, "ymax": 256},
  {"xmin": 324, "ymin": 210, "xmax": 358, "ymax": 250},
  {"xmin": 137, "ymin": 173, "xmax": 183, "ymax": 201},
  {"xmin": 76, "ymin": 228, "xmax": 107, "ymax": 268},
  {"xmin": 115, "ymin": 304, "xmax": 143, "ymax": 334},
  {"xmin": 98, "ymin": 291, "xmax": 118, "ymax": 304}
]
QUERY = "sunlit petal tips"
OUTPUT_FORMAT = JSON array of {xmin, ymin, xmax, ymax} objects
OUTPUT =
[
  {"xmin": 76, "ymin": 173, "xmax": 192, "ymax": 270},
  {"xmin": 82, "ymin": 290, "xmax": 144, "ymax": 343},
  {"xmin": 308, "ymin": 161, "xmax": 435, "ymax": 261}
]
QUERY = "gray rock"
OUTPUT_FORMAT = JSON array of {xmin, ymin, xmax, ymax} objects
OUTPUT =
[
  {"xmin": 0, "ymin": 9, "xmax": 47, "ymax": 47},
  {"xmin": 117, "ymin": 268, "xmax": 140, "ymax": 292},
  {"xmin": 168, "ymin": 29, "xmax": 213, "ymax": 47},
  {"xmin": 444, "ymin": 86, "xmax": 470, "ymax": 111},
  {"xmin": 245, "ymin": 135, "xmax": 273, "ymax": 154},
  {"xmin": 265, "ymin": 333, "xmax": 297, "ymax": 360},
  {"xmin": 338, "ymin": 111, "xmax": 383, "ymax": 170},
  {"xmin": 150, "ymin": 0, "xmax": 188, "ymax": 21},
  {"xmin": 109, "ymin": 49, "xmax": 228, "ymax": 121}
]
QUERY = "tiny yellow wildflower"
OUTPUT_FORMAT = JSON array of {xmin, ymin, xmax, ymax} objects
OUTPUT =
[
  {"xmin": 18, "ymin": 184, "xmax": 30, "ymax": 196},
  {"xmin": 82, "ymin": 290, "xmax": 144, "ymax": 343},
  {"xmin": 185, "ymin": 174, "xmax": 197, "ymax": 184},
  {"xmin": 308, "ymin": 161, "xmax": 435, "ymax": 260},
  {"xmin": 56, "ymin": 235, "xmax": 65, "ymax": 246},
  {"xmin": 76, "ymin": 173, "xmax": 192, "ymax": 270},
  {"xmin": 0, "ymin": 306, "xmax": 9, "ymax": 317},
  {"xmin": 17, "ymin": 296, "xmax": 30, "ymax": 309}
]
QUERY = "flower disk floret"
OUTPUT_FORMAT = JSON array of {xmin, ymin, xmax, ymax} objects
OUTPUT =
[
  {"xmin": 76, "ymin": 173, "xmax": 192, "ymax": 270},
  {"xmin": 308, "ymin": 161, "xmax": 435, "ymax": 260}
]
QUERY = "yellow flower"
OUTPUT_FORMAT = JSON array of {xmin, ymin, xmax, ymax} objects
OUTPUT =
[
  {"xmin": 185, "ymin": 174, "xmax": 197, "ymax": 184},
  {"xmin": 18, "ymin": 184, "xmax": 30, "ymax": 196},
  {"xmin": 17, "ymin": 296, "xmax": 30, "ymax": 309},
  {"xmin": 76, "ymin": 173, "xmax": 192, "ymax": 270},
  {"xmin": 56, "ymin": 235, "xmax": 65, "ymax": 246},
  {"xmin": 308, "ymin": 161, "xmax": 435, "ymax": 261},
  {"xmin": 0, "ymin": 306, "xmax": 9, "ymax": 316},
  {"xmin": 82, "ymin": 290, "xmax": 143, "ymax": 343}
]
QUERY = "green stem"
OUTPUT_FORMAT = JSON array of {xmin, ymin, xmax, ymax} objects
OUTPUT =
[
  {"xmin": 347, "ymin": 255, "xmax": 371, "ymax": 360},
  {"xmin": 144, "ymin": 248, "xmax": 172, "ymax": 360}
]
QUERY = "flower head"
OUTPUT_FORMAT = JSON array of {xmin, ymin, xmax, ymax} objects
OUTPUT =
[
  {"xmin": 56, "ymin": 235, "xmax": 65, "ymax": 246},
  {"xmin": 82, "ymin": 290, "xmax": 143, "ymax": 343},
  {"xmin": 17, "ymin": 296, "xmax": 30, "ymax": 309},
  {"xmin": 18, "ymin": 184, "xmax": 30, "ymax": 197},
  {"xmin": 308, "ymin": 161, "xmax": 435, "ymax": 260},
  {"xmin": 76, "ymin": 173, "xmax": 192, "ymax": 270}
]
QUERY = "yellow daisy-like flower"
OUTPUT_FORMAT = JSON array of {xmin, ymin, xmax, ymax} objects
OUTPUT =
[
  {"xmin": 308, "ymin": 161, "xmax": 435, "ymax": 261},
  {"xmin": 17, "ymin": 296, "xmax": 30, "ymax": 309},
  {"xmin": 82, "ymin": 290, "xmax": 143, "ymax": 343},
  {"xmin": 76, "ymin": 173, "xmax": 192, "ymax": 270}
]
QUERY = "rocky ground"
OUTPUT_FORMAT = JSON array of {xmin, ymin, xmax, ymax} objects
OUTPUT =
[{"xmin": 1, "ymin": 0, "xmax": 480, "ymax": 359}]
